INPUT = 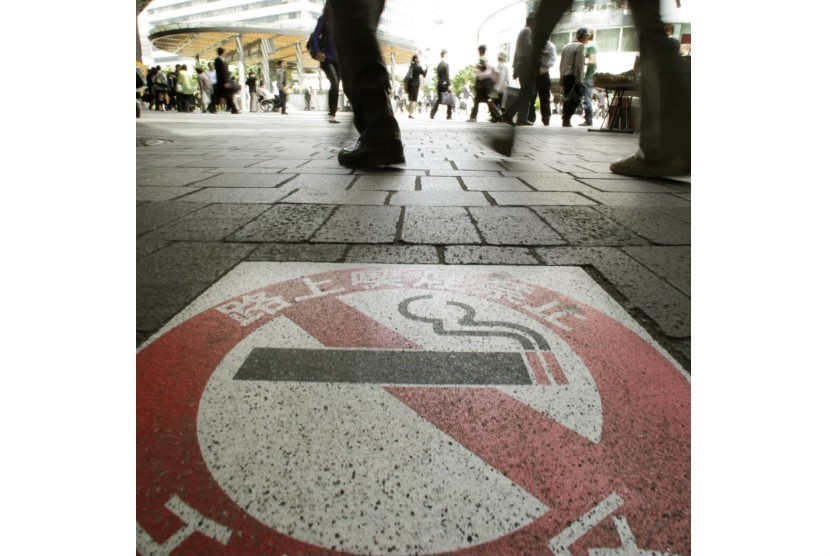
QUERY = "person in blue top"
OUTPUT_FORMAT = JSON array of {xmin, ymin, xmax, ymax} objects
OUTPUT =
[{"xmin": 309, "ymin": 13, "xmax": 340, "ymax": 123}]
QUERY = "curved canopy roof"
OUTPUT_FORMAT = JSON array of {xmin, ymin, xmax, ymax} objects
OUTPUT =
[{"xmin": 147, "ymin": 21, "xmax": 417, "ymax": 74}]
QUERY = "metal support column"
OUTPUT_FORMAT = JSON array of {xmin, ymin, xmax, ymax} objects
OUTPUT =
[
  {"xmin": 294, "ymin": 42, "xmax": 304, "ymax": 98},
  {"xmin": 260, "ymin": 38, "xmax": 272, "ymax": 91},
  {"xmin": 236, "ymin": 34, "xmax": 247, "ymax": 112}
]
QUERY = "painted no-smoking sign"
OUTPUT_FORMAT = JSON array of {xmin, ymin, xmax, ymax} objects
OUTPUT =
[{"xmin": 137, "ymin": 263, "xmax": 690, "ymax": 556}]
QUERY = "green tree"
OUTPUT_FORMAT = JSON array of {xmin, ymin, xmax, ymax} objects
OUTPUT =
[{"xmin": 452, "ymin": 65, "xmax": 476, "ymax": 95}]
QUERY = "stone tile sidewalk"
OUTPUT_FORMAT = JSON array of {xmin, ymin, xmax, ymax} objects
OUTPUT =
[{"xmin": 137, "ymin": 110, "xmax": 691, "ymax": 369}]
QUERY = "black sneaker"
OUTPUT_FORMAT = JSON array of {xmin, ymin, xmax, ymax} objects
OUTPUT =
[{"xmin": 338, "ymin": 138, "xmax": 405, "ymax": 168}]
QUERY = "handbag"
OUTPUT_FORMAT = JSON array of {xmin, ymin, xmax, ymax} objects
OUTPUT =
[{"xmin": 441, "ymin": 91, "xmax": 456, "ymax": 105}]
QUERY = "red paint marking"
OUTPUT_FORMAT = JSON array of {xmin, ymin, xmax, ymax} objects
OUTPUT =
[
  {"xmin": 283, "ymin": 296, "xmax": 420, "ymax": 350},
  {"xmin": 524, "ymin": 351, "xmax": 550, "ymax": 385},
  {"xmin": 543, "ymin": 351, "xmax": 569, "ymax": 385},
  {"xmin": 137, "ymin": 267, "xmax": 691, "ymax": 556}
]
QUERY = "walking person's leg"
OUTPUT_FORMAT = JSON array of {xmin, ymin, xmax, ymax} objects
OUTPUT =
[
  {"xmin": 580, "ymin": 78, "xmax": 593, "ymax": 124},
  {"xmin": 321, "ymin": 60, "xmax": 341, "ymax": 122},
  {"xmin": 327, "ymin": 0, "xmax": 404, "ymax": 167},
  {"xmin": 610, "ymin": 0, "xmax": 690, "ymax": 175},
  {"xmin": 537, "ymin": 72, "xmax": 552, "ymax": 125}
]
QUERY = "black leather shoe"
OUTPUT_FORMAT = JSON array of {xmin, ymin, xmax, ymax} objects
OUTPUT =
[{"xmin": 338, "ymin": 138, "xmax": 405, "ymax": 168}]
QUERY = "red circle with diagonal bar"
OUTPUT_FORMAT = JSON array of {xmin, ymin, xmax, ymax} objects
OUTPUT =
[{"xmin": 137, "ymin": 266, "xmax": 690, "ymax": 556}]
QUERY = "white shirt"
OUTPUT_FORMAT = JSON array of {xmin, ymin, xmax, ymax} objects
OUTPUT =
[
  {"xmin": 206, "ymin": 69, "xmax": 217, "ymax": 85},
  {"xmin": 540, "ymin": 41, "xmax": 557, "ymax": 74}
]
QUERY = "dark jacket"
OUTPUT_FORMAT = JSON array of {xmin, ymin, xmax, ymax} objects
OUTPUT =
[
  {"xmin": 435, "ymin": 60, "xmax": 450, "ymax": 92},
  {"xmin": 214, "ymin": 55, "xmax": 230, "ymax": 88},
  {"xmin": 310, "ymin": 15, "xmax": 337, "ymax": 62}
]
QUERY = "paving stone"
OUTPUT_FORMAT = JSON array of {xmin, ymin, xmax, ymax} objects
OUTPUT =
[
  {"xmin": 655, "ymin": 206, "xmax": 691, "ymax": 223},
  {"xmin": 136, "ymin": 168, "xmax": 216, "ymax": 187},
  {"xmin": 344, "ymin": 245, "xmax": 440, "ymax": 264},
  {"xmin": 425, "ymin": 170, "xmax": 501, "ymax": 177},
  {"xmin": 536, "ymin": 246, "xmax": 690, "ymax": 337},
  {"xmin": 180, "ymin": 157, "xmax": 263, "ymax": 168},
  {"xmin": 622, "ymin": 246, "xmax": 691, "ymax": 296},
  {"xmin": 401, "ymin": 207, "xmax": 481, "ymax": 244},
  {"xmin": 352, "ymin": 168, "xmax": 426, "ymax": 176},
  {"xmin": 578, "ymin": 178, "xmax": 687, "ymax": 193},
  {"xmin": 137, "ymin": 186, "xmax": 203, "ymax": 202},
  {"xmin": 390, "ymin": 191, "xmax": 489, "ymax": 207},
  {"xmin": 461, "ymin": 176, "xmax": 533, "ymax": 192},
  {"xmin": 419, "ymin": 177, "xmax": 464, "ymax": 191},
  {"xmin": 248, "ymin": 243, "xmax": 349, "ymax": 262},
  {"xmin": 498, "ymin": 161, "xmax": 556, "ymax": 172},
  {"xmin": 517, "ymin": 175, "xmax": 598, "ymax": 192},
  {"xmin": 533, "ymin": 207, "xmax": 650, "ymax": 246},
  {"xmin": 177, "ymin": 187, "xmax": 294, "ymax": 204},
  {"xmin": 137, "ymin": 201, "xmax": 208, "ymax": 235},
  {"xmin": 287, "ymin": 167, "xmax": 354, "ymax": 175},
  {"xmin": 448, "ymin": 160, "xmax": 505, "ymax": 171},
  {"xmin": 397, "ymin": 160, "xmax": 455, "ymax": 171},
  {"xmin": 282, "ymin": 190, "xmax": 388, "ymax": 205},
  {"xmin": 230, "ymin": 204, "xmax": 336, "ymax": 242},
  {"xmin": 137, "ymin": 241, "xmax": 256, "ymax": 286},
  {"xmin": 490, "ymin": 192, "xmax": 597, "ymax": 206},
  {"xmin": 135, "ymin": 156, "xmax": 206, "ymax": 168},
  {"xmin": 444, "ymin": 246, "xmax": 538, "ymax": 265},
  {"xmin": 581, "ymin": 192, "xmax": 692, "ymax": 206},
  {"xmin": 142, "ymin": 204, "xmax": 270, "ymax": 241},
  {"xmin": 313, "ymin": 206, "xmax": 401, "ymax": 243},
  {"xmin": 247, "ymin": 159, "xmax": 318, "ymax": 169},
  {"xmin": 351, "ymin": 175, "xmax": 417, "ymax": 191},
  {"xmin": 280, "ymin": 174, "xmax": 355, "ymax": 190},
  {"xmin": 136, "ymin": 238, "xmax": 171, "ymax": 259},
  {"xmin": 595, "ymin": 207, "xmax": 691, "ymax": 245},
  {"xmin": 469, "ymin": 207, "xmax": 566, "ymax": 246},
  {"xmin": 187, "ymin": 172, "xmax": 294, "ymax": 188},
  {"xmin": 137, "ymin": 282, "xmax": 212, "ymax": 332}
]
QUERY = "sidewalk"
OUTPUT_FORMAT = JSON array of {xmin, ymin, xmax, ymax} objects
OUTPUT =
[
  {"xmin": 137, "ymin": 109, "xmax": 690, "ymax": 368},
  {"xmin": 136, "ymin": 108, "xmax": 692, "ymax": 555}
]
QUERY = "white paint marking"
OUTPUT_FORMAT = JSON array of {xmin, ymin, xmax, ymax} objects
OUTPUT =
[
  {"xmin": 548, "ymin": 492, "xmax": 624, "ymax": 556},
  {"xmin": 587, "ymin": 516, "xmax": 680, "ymax": 556},
  {"xmin": 136, "ymin": 495, "xmax": 232, "ymax": 556}
]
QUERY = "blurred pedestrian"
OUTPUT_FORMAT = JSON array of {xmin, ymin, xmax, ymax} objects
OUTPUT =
[
  {"xmin": 176, "ymin": 63, "xmax": 195, "ymax": 112},
  {"xmin": 404, "ymin": 55, "xmax": 427, "ymax": 119},
  {"xmin": 275, "ymin": 60, "xmax": 289, "ymax": 114},
  {"xmin": 326, "ymin": 0, "xmax": 405, "ymax": 167},
  {"xmin": 494, "ymin": 51, "xmax": 510, "ymax": 110},
  {"xmin": 212, "ymin": 47, "xmax": 239, "ymax": 114},
  {"xmin": 429, "ymin": 49, "xmax": 453, "ymax": 120},
  {"xmin": 309, "ymin": 11, "xmax": 341, "ymax": 123},
  {"xmin": 500, "ymin": 12, "xmax": 537, "ymax": 125},
  {"xmin": 559, "ymin": 27, "xmax": 588, "ymax": 127},
  {"xmin": 522, "ymin": 0, "xmax": 690, "ymax": 176},
  {"xmin": 246, "ymin": 71, "xmax": 258, "ymax": 112},
  {"xmin": 304, "ymin": 87, "xmax": 312, "ymax": 110},
  {"xmin": 530, "ymin": 38, "xmax": 556, "ymax": 125},
  {"xmin": 579, "ymin": 29, "xmax": 597, "ymax": 126},
  {"xmin": 195, "ymin": 66, "xmax": 212, "ymax": 113},
  {"xmin": 468, "ymin": 45, "xmax": 501, "ymax": 123}
]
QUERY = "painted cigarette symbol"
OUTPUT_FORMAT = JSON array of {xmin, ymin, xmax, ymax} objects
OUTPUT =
[{"xmin": 234, "ymin": 295, "xmax": 566, "ymax": 386}]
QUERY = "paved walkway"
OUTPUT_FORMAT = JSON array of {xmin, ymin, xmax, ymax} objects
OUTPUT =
[
  {"xmin": 137, "ymin": 108, "xmax": 691, "ymax": 368},
  {"xmin": 136, "ymin": 108, "xmax": 692, "ymax": 555}
]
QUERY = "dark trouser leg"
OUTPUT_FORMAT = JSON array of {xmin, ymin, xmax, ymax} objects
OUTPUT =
[
  {"xmin": 321, "ymin": 60, "xmax": 341, "ymax": 116},
  {"xmin": 561, "ymin": 75, "xmax": 577, "ymax": 124},
  {"xmin": 537, "ymin": 72, "xmax": 551, "ymax": 124},
  {"xmin": 327, "ymin": 0, "xmax": 403, "ymax": 166},
  {"xmin": 430, "ymin": 88, "xmax": 443, "ymax": 118},
  {"xmin": 327, "ymin": 0, "xmax": 398, "ymax": 140},
  {"xmin": 629, "ymin": 0, "xmax": 690, "ymax": 162}
]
